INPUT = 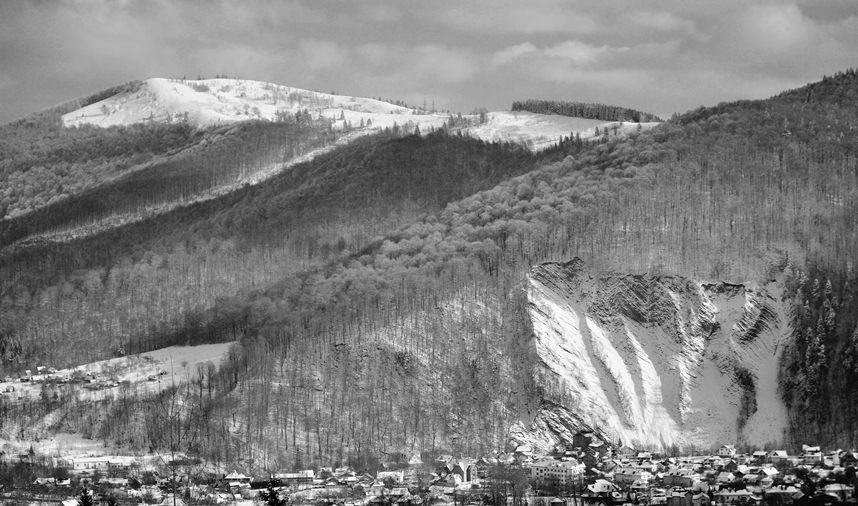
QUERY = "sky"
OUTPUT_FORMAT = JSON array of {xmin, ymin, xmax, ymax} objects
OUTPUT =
[{"xmin": 1, "ymin": 0, "xmax": 857, "ymax": 125}]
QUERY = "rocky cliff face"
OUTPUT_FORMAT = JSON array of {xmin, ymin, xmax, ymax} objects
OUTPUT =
[{"xmin": 522, "ymin": 259, "xmax": 791, "ymax": 450}]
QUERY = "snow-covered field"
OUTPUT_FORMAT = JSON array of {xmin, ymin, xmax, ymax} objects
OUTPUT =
[
  {"xmin": 525, "ymin": 260, "xmax": 790, "ymax": 450},
  {"xmin": 468, "ymin": 112, "xmax": 655, "ymax": 149},
  {"xmin": 0, "ymin": 343, "xmax": 235, "ymax": 402}
]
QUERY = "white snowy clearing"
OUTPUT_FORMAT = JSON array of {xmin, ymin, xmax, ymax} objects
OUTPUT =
[
  {"xmin": 0, "ymin": 343, "xmax": 235, "ymax": 457},
  {"xmin": 61, "ymin": 78, "xmax": 653, "ymax": 151},
  {"xmin": 0, "ymin": 342, "xmax": 235, "ymax": 403},
  {"xmin": 525, "ymin": 260, "xmax": 790, "ymax": 450}
]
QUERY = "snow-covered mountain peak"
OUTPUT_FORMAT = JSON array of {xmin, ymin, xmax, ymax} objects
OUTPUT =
[
  {"xmin": 61, "ymin": 77, "xmax": 414, "ymax": 128},
  {"xmin": 60, "ymin": 77, "xmax": 655, "ymax": 151}
]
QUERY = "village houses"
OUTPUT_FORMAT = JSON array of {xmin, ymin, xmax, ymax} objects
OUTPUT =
[{"xmin": 9, "ymin": 439, "xmax": 858, "ymax": 506}]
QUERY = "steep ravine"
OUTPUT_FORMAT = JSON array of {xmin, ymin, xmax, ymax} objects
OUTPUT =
[{"xmin": 520, "ymin": 259, "xmax": 791, "ymax": 450}]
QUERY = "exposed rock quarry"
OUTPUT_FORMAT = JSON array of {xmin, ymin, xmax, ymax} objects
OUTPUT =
[{"xmin": 521, "ymin": 258, "xmax": 790, "ymax": 451}]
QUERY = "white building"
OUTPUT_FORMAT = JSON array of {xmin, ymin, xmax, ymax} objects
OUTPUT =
[
  {"xmin": 718, "ymin": 445, "xmax": 737, "ymax": 458},
  {"xmin": 530, "ymin": 459, "xmax": 583, "ymax": 485},
  {"xmin": 769, "ymin": 451, "xmax": 789, "ymax": 463},
  {"xmin": 274, "ymin": 469, "xmax": 314, "ymax": 488},
  {"xmin": 614, "ymin": 467, "xmax": 652, "ymax": 487},
  {"xmin": 71, "ymin": 456, "xmax": 131, "ymax": 472},
  {"xmin": 801, "ymin": 446, "xmax": 823, "ymax": 465}
]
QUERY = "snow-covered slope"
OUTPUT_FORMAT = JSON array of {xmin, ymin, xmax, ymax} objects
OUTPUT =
[
  {"xmin": 524, "ymin": 259, "xmax": 790, "ymax": 450},
  {"xmin": 470, "ymin": 112, "xmax": 656, "ymax": 150},
  {"xmin": 61, "ymin": 78, "xmax": 652, "ymax": 151},
  {"xmin": 62, "ymin": 78, "xmax": 430, "ymax": 128}
]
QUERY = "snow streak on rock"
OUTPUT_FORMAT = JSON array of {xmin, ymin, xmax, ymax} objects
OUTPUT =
[
  {"xmin": 524, "ymin": 259, "xmax": 790, "ymax": 450},
  {"xmin": 508, "ymin": 401, "xmax": 605, "ymax": 452}
]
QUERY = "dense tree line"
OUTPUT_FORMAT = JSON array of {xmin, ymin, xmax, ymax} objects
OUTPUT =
[
  {"xmin": 511, "ymin": 99, "xmax": 662, "ymax": 123},
  {"xmin": 779, "ymin": 263, "xmax": 858, "ymax": 447}
]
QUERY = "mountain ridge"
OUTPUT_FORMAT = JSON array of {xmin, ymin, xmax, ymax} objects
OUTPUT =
[{"xmin": 59, "ymin": 77, "xmax": 645, "ymax": 149}]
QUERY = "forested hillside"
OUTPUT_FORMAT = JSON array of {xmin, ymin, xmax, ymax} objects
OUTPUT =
[
  {"xmin": 0, "ymin": 130, "xmax": 568, "ymax": 367},
  {"xmin": 1, "ymin": 70, "xmax": 857, "ymax": 473}
]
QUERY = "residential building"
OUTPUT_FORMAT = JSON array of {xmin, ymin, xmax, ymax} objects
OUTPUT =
[
  {"xmin": 224, "ymin": 470, "xmax": 251, "ymax": 484},
  {"xmin": 716, "ymin": 472, "xmax": 735, "ymax": 484},
  {"xmin": 667, "ymin": 489, "xmax": 694, "ymax": 506},
  {"xmin": 573, "ymin": 431, "xmax": 595, "ymax": 450},
  {"xmin": 759, "ymin": 467, "xmax": 779, "ymax": 488},
  {"xmin": 378, "ymin": 470, "xmax": 405, "ymax": 484},
  {"xmin": 840, "ymin": 451, "xmax": 858, "ymax": 467},
  {"xmin": 451, "ymin": 461, "xmax": 477, "ymax": 484},
  {"xmin": 586, "ymin": 479, "xmax": 619, "ymax": 494},
  {"xmin": 764, "ymin": 485, "xmax": 802, "ymax": 505},
  {"xmin": 714, "ymin": 489, "xmax": 757, "ymax": 504},
  {"xmin": 435, "ymin": 455, "xmax": 453, "ymax": 465},
  {"xmin": 769, "ymin": 451, "xmax": 789, "ymax": 463},
  {"xmin": 663, "ymin": 469, "xmax": 700, "ymax": 488},
  {"xmin": 822, "ymin": 483, "xmax": 854, "ymax": 501},
  {"xmin": 515, "ymin": 444, "xmax": 533, "ymax": 457},
  {"xmin": 274, "ymin": 469, "xmax": 314, "ymax": 486},
  {"xmin": 801, "ymin": 446, "xmax": 823, "ymax": 465},
  {"xmin": 718, "ymin": 445, "xmax": 736, "ymax": 458},
  {"xmin": 614, "ymin": 467, "xmax": 652, "ymax": 487},
  {"xmin": 530, "ymin": 458, "xmax": 583, "ymax": 485},
  {"xmin": 71, "ymin": 456, "xmax": 130, "ymax": 472},
  {"xmin": 616, "ymin": 446, "xmax": 637, "ymax": 460}
]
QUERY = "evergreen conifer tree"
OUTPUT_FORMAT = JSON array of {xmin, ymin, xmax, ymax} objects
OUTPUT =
[{"xmin": 77, "ymin": 488, "xmax": 94, "ymax": 506}]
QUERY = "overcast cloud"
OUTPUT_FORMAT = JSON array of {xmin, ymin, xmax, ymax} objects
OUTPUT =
[{"xmin": 1, "ymin": 0, "xmax": 856, "ymax": 124}]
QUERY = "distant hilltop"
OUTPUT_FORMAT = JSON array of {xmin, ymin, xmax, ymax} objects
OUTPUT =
[{"xmin": 55, "ymin": 77, "xmax": 657, "ymax": 151}]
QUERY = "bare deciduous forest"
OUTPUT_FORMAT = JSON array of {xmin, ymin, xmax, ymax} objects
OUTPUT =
[{"xmin": 1, "ymin": 70, "xmax": 857, "ymax": 472}]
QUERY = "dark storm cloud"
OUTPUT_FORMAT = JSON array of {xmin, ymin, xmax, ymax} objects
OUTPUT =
[{"xmin": 1, "ymin": 0, "xmax": 856, "ymax": 124}]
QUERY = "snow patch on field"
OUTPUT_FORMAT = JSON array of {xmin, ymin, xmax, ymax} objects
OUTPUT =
[
  {"xmin": 0, "ymin": 343, "xmax": 234, "ymax": 402},
  {"xmin": 467, "ymin": 112, "xmax": 655, "ymax": 149}
]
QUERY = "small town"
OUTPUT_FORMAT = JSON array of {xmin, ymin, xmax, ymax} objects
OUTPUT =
[{"xmin": 2, "ymin": 430, "xmax": 856, "ymax": 506}]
